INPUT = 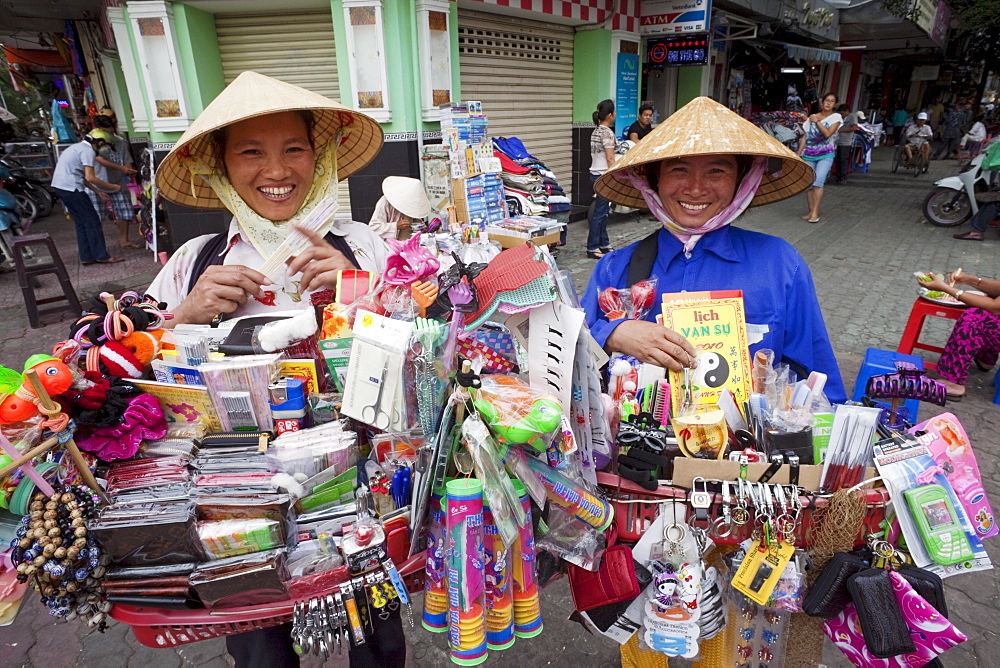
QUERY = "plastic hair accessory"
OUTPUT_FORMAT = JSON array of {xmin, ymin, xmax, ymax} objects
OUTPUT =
[{"xmin": 383, "ymin": 233, "xmax": 440, "ymax": 285}]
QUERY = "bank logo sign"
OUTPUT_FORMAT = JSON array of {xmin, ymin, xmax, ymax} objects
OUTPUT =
[{"xmin": 641, "ymin": 0, "xmax": 712, "ymax": 34}]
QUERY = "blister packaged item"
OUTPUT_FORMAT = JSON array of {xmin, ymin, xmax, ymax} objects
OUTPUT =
[
  {"xmin": 189, "ymin": 549, "xmax": 288, "ymax": 609},
  {"xmin": 472, "ymin": 375, "xmax": 563, "ymax": 452},
  {"xmin": 135, "ymin": 437, "xmax": 198, "ymax": 460},
  {"xmin": 197, "ymin": 518, "xmax": 285, "ymax": 560},
  {"xmin": 341, "ymin": 311, "xmax": 414, "ymax": 431}
]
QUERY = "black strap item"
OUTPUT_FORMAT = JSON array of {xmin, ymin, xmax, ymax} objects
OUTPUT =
[
  {"xmin": 626, "ymin": 229, "xmax": 661, "ymax": 287},
  {"xmin": 186, "ymin": 230, "xmax": 362, "ymax": 296}
]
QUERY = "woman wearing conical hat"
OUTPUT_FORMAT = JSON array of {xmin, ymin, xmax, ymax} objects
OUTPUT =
[
  {"xmin": 582, "ymin": 96, "xmax": 846, "ymax": 402},
  {"xmin": 147, "ymin": 73, "xmax": 406, "ymax": 667},
  {"xmin": 149, "ymin": 71, "xmax": 388, "ymax": 325}
]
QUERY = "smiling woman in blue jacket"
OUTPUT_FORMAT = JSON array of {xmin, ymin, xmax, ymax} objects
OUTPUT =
[{"xmin": 582, "ymin": 96, "xmax": 847, "ymax": 403}]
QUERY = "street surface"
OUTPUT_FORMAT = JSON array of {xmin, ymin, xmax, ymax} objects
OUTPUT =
[{"xmin": 1, "ymin": 148, "xmax": 998, "ymax": 666}]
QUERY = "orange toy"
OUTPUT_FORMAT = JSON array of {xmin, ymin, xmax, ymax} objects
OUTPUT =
[{"xmin": 0, "ymin": 356, "xmax": 74, "ymax": 424}]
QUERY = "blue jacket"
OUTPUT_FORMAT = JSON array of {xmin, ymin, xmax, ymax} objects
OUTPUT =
[{"xmin": 582, "ymin": 225, "xmax": 847, "ymax": 403}]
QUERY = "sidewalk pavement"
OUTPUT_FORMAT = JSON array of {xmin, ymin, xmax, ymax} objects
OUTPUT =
[{"xmin": 2, "ymin": 148, "xmax": 999, "ymax": 666}]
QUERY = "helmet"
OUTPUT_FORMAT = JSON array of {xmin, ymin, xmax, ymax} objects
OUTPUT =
[{"xmin": 86, "ymin": 128, "xmax": 113, "ymax": 144}]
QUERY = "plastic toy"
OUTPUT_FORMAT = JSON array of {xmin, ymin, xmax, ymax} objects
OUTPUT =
[
  {"xmin": 472, "ymin": 375, "xmax": 562, "ymax": 452},
  {"xmin": 0, "ymin": 355, "xmax": 74, "ymax": 424}
]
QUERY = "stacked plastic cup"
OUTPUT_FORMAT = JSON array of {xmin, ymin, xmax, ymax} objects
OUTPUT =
[
  {"xmin": 483, "ymin": 498, "xmax": 515, "ymax": 650},
  {"xmin": 422, "ymin": 493, "xmax": 448, "ymax": 632},
  {"xmin": 445, "ymin": 478, "xmax": 489, "ymax": 666},
  {"xmin": 510, "ymin": 480, "xmax": 543, "ymax": 638}
]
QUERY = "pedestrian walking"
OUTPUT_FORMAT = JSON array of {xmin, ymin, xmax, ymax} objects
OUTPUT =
[
  {"xmin": 834, "ymin": 103, "xmax": 860, "ymax": 184},
  {"xmin": 932, "ymin": 103, "xmax": 967, "ymax": 160},
  {"xmin": 587, "ymin": 99, "xmax": 616, "ymax": 259},
  {"xmin": 798, "ymin": 92, "xmax": 842, "ymax": 223},
  {"xmin": 89, "ymin": 113, "xmax": 140, "ymax": 248},
  {"xmin": 50, "ymin": 128, "xmax": 124, "ymax": 265}
]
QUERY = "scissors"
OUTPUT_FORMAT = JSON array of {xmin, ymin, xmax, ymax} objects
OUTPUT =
[{"xmin": 360, "ymin": 360, "xmax": 391, "ymax": 429}]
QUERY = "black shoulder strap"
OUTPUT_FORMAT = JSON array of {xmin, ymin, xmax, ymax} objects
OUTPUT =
[
  {"xmin": 185, "ymin": 231, "xmax": 362, "ymax": 296},
  {"xmin": 187, "ymin": 232, "xmax": 229, "ymax": 296},
  {"xmin": 627, "ymin": 229, "xmax": 661, "ymax": 287}
]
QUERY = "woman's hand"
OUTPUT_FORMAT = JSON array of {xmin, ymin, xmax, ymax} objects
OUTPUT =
[
  {"xmin": 917, "ymin": 271, "xmax": 950, "ymax": 293},
  {"xmin": 605, "ymin": 320, "xmax": 697, "ymax": 371},
  {"xmin": 173, "ymin": 264, "xmax": 270, "ymax": 324},
  {"xmin": 947, "ymin": 268, "xmax": 974, "ymax": 286},
  {"xmin": 286, "ymin": 226, "xmax": 356, "ymax": 293}
]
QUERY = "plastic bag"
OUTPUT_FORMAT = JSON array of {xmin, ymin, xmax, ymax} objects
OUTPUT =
[
  {"xmin": 461, "ymin": 415, "xmax": 525, "ymax": 547},
  {"xmin": 472, "ymin": 375, "xmax": 563, "ymax": 452},
  {"xmin": 596, "ymin": 277, "xmax": 658, "ymax": 321}
]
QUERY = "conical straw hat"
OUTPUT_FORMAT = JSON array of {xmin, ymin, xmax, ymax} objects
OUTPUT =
[
  {"xmin": 157, "ymin": 71, "xmax": 383, "ymax": 209},
  {"xmin": 595, "ymin": 96, "xmax": 813, "ymax": 209}
]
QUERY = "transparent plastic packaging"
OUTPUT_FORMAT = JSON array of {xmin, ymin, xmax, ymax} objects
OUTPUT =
[{"xmin": 472, "ymin": 375, "xmax": 563, "ymax": 452}]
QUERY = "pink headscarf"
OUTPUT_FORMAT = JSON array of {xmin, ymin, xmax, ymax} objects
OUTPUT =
[{"xmin": 621, "ymin": 155, "xmax": 768, "ymax": 254}]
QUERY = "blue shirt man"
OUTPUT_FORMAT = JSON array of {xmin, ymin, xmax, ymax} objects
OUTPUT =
[{"xmin": 582, "ymin": 225, "xmax": 847, "ymax": 403}]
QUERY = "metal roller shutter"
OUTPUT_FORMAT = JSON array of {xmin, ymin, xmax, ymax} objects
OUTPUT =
[
  {"xmin": 457, "ymin": 10, "xmax": 574, "ymax": 196},
  {"xmin": 215, "ymin": 10, "xmax": 351, "ymax": 214}
]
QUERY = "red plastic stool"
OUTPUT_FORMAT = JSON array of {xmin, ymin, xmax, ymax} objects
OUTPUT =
[{"xmin": 896, "ymin": 298, "xmax": 965, "ymax": 370}]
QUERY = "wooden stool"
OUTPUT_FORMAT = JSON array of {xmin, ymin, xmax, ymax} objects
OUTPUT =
[
  {"xmin": 896, "ymin": 298, "xmax": 965, "ymax": 370},
  {"xmin": 12, "ymin": 233, "xmax": 82, "ymax": 329}
]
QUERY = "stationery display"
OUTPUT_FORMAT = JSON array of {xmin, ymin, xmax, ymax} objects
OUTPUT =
[{"xmin": 0, "ymin": 222, "xmax": 990, "ymax": 668}]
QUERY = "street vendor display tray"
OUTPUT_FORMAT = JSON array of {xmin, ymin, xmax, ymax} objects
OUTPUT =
[{"xmin": 109, "ymin": 554, "xmax": 424, "ymax": 648}]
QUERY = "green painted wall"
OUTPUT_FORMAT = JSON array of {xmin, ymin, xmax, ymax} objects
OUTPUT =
[
  {"xmin": 676, "ymin": 66, "xmax": 705, "ymax": 107},
  {"xmin": 173, "ymin": 4, "xmax": 225, "ymax": 117},
  {"xmin": 106, "ymin": 58, "xmax": 134, "ymax": 135},
  {"xmin": 573, "ymin": 29, "xmax": 612, "ymax": 123}
]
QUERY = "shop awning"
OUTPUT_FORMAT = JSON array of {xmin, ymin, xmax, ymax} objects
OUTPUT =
[{"xmin": 783, "ymin": 43, "xmax": 841, "ymax": 62}]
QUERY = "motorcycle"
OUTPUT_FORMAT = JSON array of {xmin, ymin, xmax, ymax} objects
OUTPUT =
[
  {"xmin": 0, "ymin": 154, "xmax": 54, "ymax": 218},
  {"xmin": 922, "ymin": 152, "xmax": 992, "ymax": 227}
]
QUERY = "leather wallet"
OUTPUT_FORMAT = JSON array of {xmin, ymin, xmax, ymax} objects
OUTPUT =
[
  {"xmin": 568, "ymin": 530, "xmax": 640, "ymax": 612},
  {"xmin": 803, "ymin": 551, "xmax": 869, "ymax": 618},
  {"xmin": 898, "ymin": 563, "xmax": 948, "ymax": 618},
  {"xmin": 847, "ymin": 568, "xmax": 916, "ymax": 658}
]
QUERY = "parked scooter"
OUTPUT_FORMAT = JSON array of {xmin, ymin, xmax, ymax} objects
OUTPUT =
[
  {"xmin": 0, "ymin": 154, "xmax": 54, "ymax": 218},
  {"xmin": 922, "ymin": 151, "xmax": 995, "ymax": 227}
]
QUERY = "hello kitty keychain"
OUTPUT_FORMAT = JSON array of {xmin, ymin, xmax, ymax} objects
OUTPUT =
[{"xmin": 642, "ymin": 505, "xmax": 704, "ymax": 658}]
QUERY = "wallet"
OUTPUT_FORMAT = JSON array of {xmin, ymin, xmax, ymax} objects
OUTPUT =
[
  {"xmin": 846, "ymin": 568, "xmax": 915, "ymax": 658},
  {"xmin": 803, "ymin": 551, "xmax": 869, "ymax": 618},
  {"xmin": 898, "ymin": 563, "xmax": 948, "ymax": 618},
  {"xmin": 567, "ymin": 529, "xmax": 640, "ymax": 612}
]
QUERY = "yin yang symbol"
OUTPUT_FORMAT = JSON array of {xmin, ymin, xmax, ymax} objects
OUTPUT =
[{"xmin": 695, "ymin": 352, "xmax": 729, "ymax": 388}]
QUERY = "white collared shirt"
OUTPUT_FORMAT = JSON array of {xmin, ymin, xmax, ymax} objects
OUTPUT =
[{"xmin": 148, "ymin": 216, "xmax": 388, "ymax": 316}]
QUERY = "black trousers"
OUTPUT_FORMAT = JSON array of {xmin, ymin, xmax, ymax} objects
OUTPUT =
[
  {"xmin": 835, "ymin": 145, "xmax": 852, "ymax": 182},
  {"xmin": 226, "ymin": 606, "xmax": 406, "ymax": 668}
]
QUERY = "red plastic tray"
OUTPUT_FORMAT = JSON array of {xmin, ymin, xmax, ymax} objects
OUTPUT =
[{"xmin": 111, "ymin": 554, "xmax": 425, "ymax": 648}]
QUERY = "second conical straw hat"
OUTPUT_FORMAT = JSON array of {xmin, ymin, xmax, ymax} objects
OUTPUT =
[
  {"xmin": 156, "ymin": 71, "xmax": 383, "ymax": 210},
  {"xmin": 595, "ymin": 96, "xmax": 813, "ymax": 208}
]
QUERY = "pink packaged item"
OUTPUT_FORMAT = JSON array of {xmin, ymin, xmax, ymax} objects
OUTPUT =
[
  {"xmin": 909, "ymin": 413, "xmax": 997, "ymax": 539},
  {"xmin": 823, "ymin": 571, "xmax": 966, "ymax": 667}
]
